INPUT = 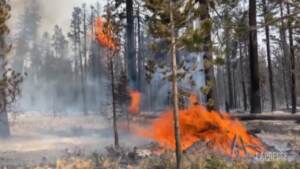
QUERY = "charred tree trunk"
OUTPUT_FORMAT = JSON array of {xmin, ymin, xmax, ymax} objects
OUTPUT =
[
  {"xmin": 248, "ymin": 0, "xmax": 261, "ymax": 114},
  {"xmin": 262, "ymin": 0, "xmax": 276, "ymax": 111},
  {"xmin": 170, "ymin": 1, "xmax": 181, "ymax": 168},
  {"xmin": 126, "ymin": 0, "xmax": 137, "ymax": 88},
  {"xmin": 286, "ymin": 4, "xmax": 297, "ymax": 114}
]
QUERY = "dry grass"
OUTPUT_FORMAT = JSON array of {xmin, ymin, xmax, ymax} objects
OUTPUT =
[
  {"xmin": 56, "ymin": 159, "xmax": 93, "ymax": 169},
  {"xmin": 34, "ymin": 158, "xmax": 93, "ymax": 169},
  {"xmin": 33, "ymin": 152, "xmax": 300, "ymax": 169},
  {"xmin": 137, "ymin": 153, "xmax": 300, "ymax": 169}
]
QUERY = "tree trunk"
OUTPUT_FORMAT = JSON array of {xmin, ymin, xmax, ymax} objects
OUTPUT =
[
  {"xmin": 199, "ymin": 0, "xmax": 218, "ymax": 110},
  {"xmin": 216, "ymin": 67, "xmax": 226, "ymax": 110},
  {"xmin": 0, "ymin": 62, "xmax": 9, "ymax": 134},
  {"xmin": 80, "ymin": 62, "xmax": 87, "ymax": 115},
  {"xmin": 83, "ymin": 5, "xmax": 89, "ymax": 110},
  {"xmin": 262, "ymin": 0, "xmax": 276, "ymax": 111},
  {"xmin": 83, "ymin": 4, "xmax": 88, "ymax": 70},
  {"xmin": 286, "ymin": 4, "xmax": 297, "ymax": 114},
  {"xmin": 170, "ymin": 1, "xmax": 181, "ymax": 168},
  {"xmin": 137, "ymin": 5, "xmax": 143, "ymax": 91},
  {"xmin": 110, "ymin": 54, "xmax": 119, "ymax": 148},
  {"xmin": 225, "ymin": 31, "xmax": 234, "ymax": 110},
  {"xmin": 248, "ymin": 0, "xmax": 262, "ymax": 114},
  {"xmin": 282, "ymin": 67, "xmax": 290, "ymax": 109},
  {"xmin": 126, "ymin": 0, "xmax": 137, "ymax": 88},
  {"xmin": 234, "ymin": 114, "xmax": 300, "ymax": 121},
  {"xmin": 76, "ymin": 14, "xmax": 88, "ymax": 115},
  {"xmin": 0, "ymin": 111, "xmax": 10, "ymax": 138},
  {"xmin": 239, "ymin": 42, "xmax": 248, "ymax": 111},
  {"xmin": 79, "ymin": 35, "xmax": 88, "ymax": 115},
  {"xmin": 279, "ymin": 3, "xmax": 290, "ymax": 110}
]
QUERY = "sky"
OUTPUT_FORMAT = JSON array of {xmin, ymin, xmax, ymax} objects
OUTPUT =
[{"xmin": 9, "ymin": 0, "xmax": 106, "ymax": 34}]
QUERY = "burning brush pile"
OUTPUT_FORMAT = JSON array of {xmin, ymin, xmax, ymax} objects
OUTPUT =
[{"xmin": 130, "ymin": 95, "xmax": 265, "ymax": 158}]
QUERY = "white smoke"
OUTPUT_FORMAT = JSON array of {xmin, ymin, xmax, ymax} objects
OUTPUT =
[{"xmin": 9, "ymin": 0, "xmax": 105, "ymax": 34}]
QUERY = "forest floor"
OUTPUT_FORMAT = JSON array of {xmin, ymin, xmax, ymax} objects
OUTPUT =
[
  {"xmin": 0, "ymin": 113, "xmax": 148, "ymax": 168},
  {"xmin": 0, "ymin": 112, "xmax": 300, "ymax": 168}
]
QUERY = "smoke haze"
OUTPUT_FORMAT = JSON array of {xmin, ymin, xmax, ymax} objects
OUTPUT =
[
  {"xmin": 9, "ymin": 0, "xmax": 105, "ymax": 34},
  {"xmin": 7, "ymin": 0, "xmax": 110, "ymax": 114}
]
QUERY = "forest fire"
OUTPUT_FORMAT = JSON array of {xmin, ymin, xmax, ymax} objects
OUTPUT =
[
  {"xmin": 95, "ymin": 17, "xmax": 116, "ymax": 50},
  {"xmin": 135, "ymin": 95, "xmax": 265, "ymax": 157},
  {"xmin": 128, "ymin": 90, "xmax": 141, "ymax": 114},
  {"xmin": 3, "ymin": 0, "xmax": 300, "ymax": 167}
]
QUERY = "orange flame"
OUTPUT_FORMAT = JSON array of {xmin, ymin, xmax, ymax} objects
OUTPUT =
[
  {"xmin": 128, "ymin": 90, "xmax": 141, "ymax": 114},
  {"xmin": 95, "ymin": 17, "xmax": 116, "ymax": 50},
  {"xmin": 135, "ymin": 95, "xmax": 264, "ymax": 157}
]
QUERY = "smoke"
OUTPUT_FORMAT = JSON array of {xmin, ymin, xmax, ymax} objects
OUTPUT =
[
  {"xmin": 7, "ymin": 0, "xmax": 110, "ymax": 114},
  {"xmin": 9, "ymin": 0, "xmax": 104, "ymax": 34}
]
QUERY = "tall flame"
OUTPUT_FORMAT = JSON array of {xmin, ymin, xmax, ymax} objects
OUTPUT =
[
  {"xmin": 128, "ymin": 90, "xmax": 141, "ymax": 114},
  {"xmin": 95, "ymin": 17, "xmax": 116, "ymax": 50},
  {"xmin": 135, "ymin": 95, "xmax": 264, "ymax": 157}
]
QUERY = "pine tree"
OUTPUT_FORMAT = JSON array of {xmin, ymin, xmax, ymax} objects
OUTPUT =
[
  {"xmin": 52, "ymin": 25, "xmax": 68, "ymax": 58},
  {"xmin": 249, "ymin": 0, "xmax": 262, "ymax": 114},
  {"xmin": 286, "ymin": 3, "xmax": 297, "ymax": 114},
  {"xmin": 136, "ymin": 4, "xmax": 143, "ymax": 91},
  {"xmin": 196, "ymin": 0, "xmax": 218, "ymax": 110},
  {"xmin": 221, "ymin": 4, "xmax": 237, "ymax": 110},
  {"xmin": 68, "ymin": 7, "xmax": 88, "ymax": 115},
  {"xmin": 279, "ymin": 2, "xmax": 290, "ymax": 110},
  {"xmin": 126, "ymin": 0, "xmax": 137, "ymax": 88},
  {"xmin": 82, "ymin": 3, "xmax": 88, "ymax": 71},
  {"xmin": 144, "ymin": 0, "xmax": 199, "ymax": 167},
  {"xmin": 233, "ymin": 10, "xmax": 249, "ymax": 111},
  {"xmin": 14, "ymin": 0, "xmax": 40, "ymax": 73},
  {"xmin": 262, "ymin": 0, "xmax": 276, "ymax": 111},
  {"xmin": 0, "ymin": 0, "xmax": 23, "ymax": 138},
  {"xmin": 96, "ymin": 2, "xmax": 123, "ymax": 148},
  {"xmin": 0, "ymin": 0, "xmax": 11, "ymax": 138}
]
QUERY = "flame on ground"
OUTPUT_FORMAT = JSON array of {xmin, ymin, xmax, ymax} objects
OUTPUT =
[
  {"xmin": 95, "ymin": 17, "xmax": 116, "ymax": 50},
  {"xmin": 135, "ymin": 95, "xmax": 264, "ymax": 157},
  {"xmin": 128, "ymin": 90, "xmax": 141, "ymax": 114}
]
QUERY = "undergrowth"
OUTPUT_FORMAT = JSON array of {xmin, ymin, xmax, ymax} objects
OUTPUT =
[{"xmin": 33, "ymin": 152, "xmax": 300, "ymax": 169}]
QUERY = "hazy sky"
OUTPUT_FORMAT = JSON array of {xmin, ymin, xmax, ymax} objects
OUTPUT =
[{"xmin": 9, "ymin": 0, "xmax": 106, "ymax": 35}]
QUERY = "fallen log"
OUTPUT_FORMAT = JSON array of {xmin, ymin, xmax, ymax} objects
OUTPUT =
[
  {"xmin": 136, "ymin": 113, "xmax": 300, "ymax": 121},
  {"xmin": 233, "ymin": 114, "xmax": 300, "ymax": 121}
]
